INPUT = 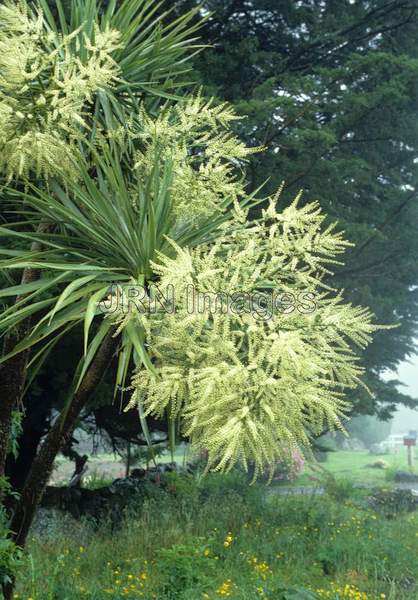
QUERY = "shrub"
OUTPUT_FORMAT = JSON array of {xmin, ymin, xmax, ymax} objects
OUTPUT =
[
  {"xmin": 368, "ymin": 488, "xmax": 418, "ymax": 518},
  {"xmin": 0, "ymin": 514, "xmax": 22, "ymax": 588},
  {"xmin": 0, "ymin": 479, "xmax": 22, "ymax": 587},
  {"xmin": 198, "ymin": 470, "xmax": 263, "ymax": 502},
  {"xmin": 272, "ymin": 449, "xmax": 305, "ymax": 482},
  {"xmin": 384, "ymin": 464, "xmax": 415, "ymax": 482},
  {"xmin": 155, "ymin": 538, "xmax": 217, "ymax": 598},
  {"xmin": 321, "ymin": 472, "xmax": 356, "ymax": 502},
  {"xmin": 164, "ymin": 472, "xmax": 200, "ymax": 506}
]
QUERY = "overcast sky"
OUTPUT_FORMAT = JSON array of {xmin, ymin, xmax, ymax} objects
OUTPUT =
[{"xmin": 387, "ymin": 352, "xmax": 418, "ymax": 433}]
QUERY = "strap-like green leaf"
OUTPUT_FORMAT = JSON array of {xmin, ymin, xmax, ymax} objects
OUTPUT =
[
  {"xmin": 48, "ymin": 274, "xmax": 98, "ymax": 325},
  {"xmin": 124, "ymin": 319, "xmax": 156, "ymax": 375},
  {"xmin": 75, "ymin": 318, "xmax": 114, "ymax": 391},
  {"xmin": 84, "ymin": 286, "xmax": 111, "ymax": 354}
]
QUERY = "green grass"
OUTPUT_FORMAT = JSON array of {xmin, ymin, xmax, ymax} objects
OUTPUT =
[
  {"xmin": 13, "ymin": 471, "xmax": 418, "ymax": 600},
  {"xmin": 285, "ymin": 450, "xmax": 418, "ymax": 488}
]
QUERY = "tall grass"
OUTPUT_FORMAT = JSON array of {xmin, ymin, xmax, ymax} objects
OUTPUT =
[{"xmin": 14, "ymin": 471, "xmax": 418, "ymax": 600}]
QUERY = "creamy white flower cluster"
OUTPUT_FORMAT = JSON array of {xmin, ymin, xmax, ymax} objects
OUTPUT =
[
  {"xmin": 118, "ymin": 193, "xmax": 378, "ymax": 478},
  {"xmin": 0, "ymin": 1, "xmax": 121, "ymax": 181}
]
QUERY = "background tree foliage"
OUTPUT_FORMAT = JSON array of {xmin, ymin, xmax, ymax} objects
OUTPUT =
[{"xmin": 177, "ymin": 0, "xmax": 418, "ymax": 418}]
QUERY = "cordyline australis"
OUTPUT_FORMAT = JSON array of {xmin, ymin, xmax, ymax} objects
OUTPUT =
[
  {"xmin": 2, "ymin": 93, "xmax": 385, "ymax": 485},
  {"xmin": 0, "ymin": 1, "xmax": 389, "ymax": 598},
  {"xmin": 0, "ymin": 0, "xmax": 120, "ymax": 479}
]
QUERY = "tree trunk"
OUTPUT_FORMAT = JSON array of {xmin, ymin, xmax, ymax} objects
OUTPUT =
[
  {"xmin": 2, "ymin": 329, "xmax": 119, "ymax": 600},
  {"xmin": 0, "ymin": 337, "xmax": 29, "ymax": 479},
  {"xmin": 125, "ymin": 441, "xmax": 131, "ymax": 478},
  {"xmin": 5, "ymin": 395, "xmax": 52, "ymax": 494},
  {"xmin": 0, "ymin": 224, "xmax": 50, "ymax": 478}
]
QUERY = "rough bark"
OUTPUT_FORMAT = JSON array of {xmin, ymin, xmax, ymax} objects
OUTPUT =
[
  {"xmin": 5, "ymin": 396, "xmax": 52, "ymax": 494},
  {"xmin": 2, "ymin": 330, "xmax": 118, "ymax": 600},
  {"xmin": 0, "ymin": 338, "xmax": 28, "ymax": 479}
]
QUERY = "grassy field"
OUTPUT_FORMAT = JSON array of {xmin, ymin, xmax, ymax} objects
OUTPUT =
[
  {"xmin": 13, "ymin": 471, "xmax": 418, "ymax": 600},
  {"xmin": 52, "ymin": 448, "xmax": 418, "ymax": 489},
  {"xmin": 287, "ymin": 449, "xmax": 418, "ymax": 488}
]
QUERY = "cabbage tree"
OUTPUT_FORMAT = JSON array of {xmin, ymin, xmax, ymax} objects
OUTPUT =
[
  {"xmin": 0, "ymin": 95, "xmax": 381, "ymax": 567},
  {"xmin": 0, "ymin": 4, "xmax": 383, "ymax": 599}
]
